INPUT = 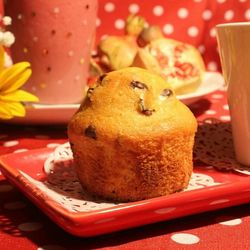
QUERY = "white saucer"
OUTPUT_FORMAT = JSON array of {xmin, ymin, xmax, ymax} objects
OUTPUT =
[
  {"xmin": 178, "ymin": 72, "xmax": 225, "ymax": 105},
  {"xmin": 7, "ymin": 72, "xmax": 224, "ymax": 125},
  {"xmin": 9, "ymin": 103, "xmax": 80, "ymax": 125}
]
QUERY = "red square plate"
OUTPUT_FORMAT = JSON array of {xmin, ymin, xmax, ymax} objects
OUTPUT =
[{"xmin": 0, "ymin": 143, "xmax": 250, "ymax": 237}]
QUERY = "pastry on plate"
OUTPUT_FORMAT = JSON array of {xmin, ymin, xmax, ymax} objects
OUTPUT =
[
  {"xmin": 133, "ymin": 38, "xmax": 205, "ymax": 95},
  {"xmin": 68, "ymin": 67, "xmax": 197, "ymax": 202}
]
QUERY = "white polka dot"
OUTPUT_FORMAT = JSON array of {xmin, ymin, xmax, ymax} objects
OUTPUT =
[
  {"xmin": 220, "ymin": 115, "xmax": 231, "ymax": 121},
  {"xmin": 210, "ymin": 199, "xmax": 229, "ymax": 205},
  {"xmin": 14, "ymin": 148, "xmax": 28, "ymax": 153},
  {"xmin": 75, "ymin": 75, "xmax": 80, "ymax": 81},
  {"xmin": 205, "ymin": 110, "xmax": 217, "ymax": 115},
  {"xmin": 210, "ymin": 27, "xmax": 216, "ymax": 37},
  {"xmin": 207, "ymin": 61, "xmax": 218, "ymax": 71},
  {"xmin": 96, "ymin": 18, "xmax": 101, "ymax": 27},
  {"xmin": 33, "ymin": 36, "xmax": 38, "ymax": 42},
  {"xmin": 217, "ymin": 0, "xmax": 226, "ymax": 3},
  {"xmin": 239, "ymin": 0, "xmax": 247, "ymax": 2},
  {"xmin": 224, "ymin": 10, "xmax": 234, "ymax": 20},
  {"xmin": 163, "ymin": 24, "xmax": 174, "ymax": 35},
  {"xmin": 104, "ymin": 2, "xmax": 115, "ymax": 12},
  {"xmin": 53, "ymin": 7, "xmax": 60, "ymax": 14},
  {"xmin": 153, "ymin": 5, "xmax": 164, "ymax": 16},
  {"xmin": 129, "ymin": 4, "xmax": 140, "ymax": 14},
  {"xmin": 193, "ymin": 0, "xmax": 202, "ymax": 2},
  {"xmin": 187, "ymin": 26, "xmax": 199, "ymax": 37},
  {"xmin": 218, "ymin": 217, "xmax": 242, "ymax": 226},
  {"xmin": 223, "ymin": 104, "xmax": 229, "ymax": 110},
  {"xmin": 178, "ymin": 8, "xmax": 189, "ymax": 19},
  {"xmin": 0, "ymin": 184, "xmax": 13, "ymax": 192},
  {"xmin": 202, "ymin": 10, "xmax": 213, "ymax": 20},
  {"xmin": 18, "ymin": 222, "xmax": 43, "ymax": 232},
  {"xmin": 245, "ymin": 9, "xmax": 250, "ymax": 20},
  {"xmin": 4, "ymin": 201, "xmax": 27, "ymax": 210},
  {"xmin": 114, "ymin": 19, "xmax": 125, "ymax": 30},
  {"xmin": 32, "ymin": 86, "xmax": 37, "ymax": 92},
  {"xmin": 94, "ymin": 217, "xmax": 115, "ymax": 224},
  {"xmin": 57, "ymin": 80, "xmax": 63, "ymax": 85},
  {"xmin": 155, "ymin": 207, "xmax": 176, "ymax": 214},
  {"xmin": 198, "ymin": 45, "xmax": 205, "ymax": 54},
  {"xmin": 0, "ymin": 134, "xmax": 8, "ymax": 139},
  {"xmin": 68, "ymin": 50, "xmax": 74, "ymax": 57},
  {"xmin": 3, "ymin": 140, "xmax": 19, "ymax": 147},
  {"xmin": 212, "ymin": 93, "xmax": 223, "ymax": 99},
  {"xmin": 82, "ymin": 19, "xmax": 87, "ymax": 26},
  {"xmin": 171, "ymin": 233, "xmax": 200, "ymax": 245},
  {"xmin": 35, "ymin": 135, "xmax": 50, "ymax": 139},
  {"xmin": 38, "ymin": 245, "xmax": 66, "ymax": 250}
]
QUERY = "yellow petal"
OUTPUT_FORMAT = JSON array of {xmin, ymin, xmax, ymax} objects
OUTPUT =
[
  {"xmin": 0, "ymin": 89, "xmax": 39, "ymax": 102},
  {"xmin": 0, "ymin": 102, "xmax": 12, "ymax": 119},
  {"xmin": 0, "ymin": 62, "xmax": 31, "ymax": 93},
  {"xmin": 3, "ymin": 101, "xmax": 26, "ymax": 117},
  {"xmin": 0, "ymin": 46, "xmax": 5, "ymax": 71}
]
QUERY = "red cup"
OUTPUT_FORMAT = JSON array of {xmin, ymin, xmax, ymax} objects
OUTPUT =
[{"xmin": 6, "ymin": 0, "xmax": 98, "ymax": 104}]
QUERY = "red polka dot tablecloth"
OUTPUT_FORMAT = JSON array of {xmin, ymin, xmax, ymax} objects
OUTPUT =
[
  {"xmin": 96, "ymin": 0, "xmax": 250, "ymax": 71},
  {"xmin": 1, "ymin": 0, "xmax": 250, "ymax": 249}
]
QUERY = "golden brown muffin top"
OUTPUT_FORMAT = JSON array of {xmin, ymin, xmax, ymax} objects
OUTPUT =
[{"xmin": 69, "ymin": 67, "xmax": 197, "ymax": 138}]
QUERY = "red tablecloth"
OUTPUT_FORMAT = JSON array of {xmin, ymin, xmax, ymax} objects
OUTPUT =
[{"xmin": 1, "ymin": 90, "xmax": 250, "ymax": 250}]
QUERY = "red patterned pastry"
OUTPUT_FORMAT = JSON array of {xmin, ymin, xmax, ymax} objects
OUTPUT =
[{"xmin": 133, "ymin": 38, "xmax": 205, "ymax": 95}]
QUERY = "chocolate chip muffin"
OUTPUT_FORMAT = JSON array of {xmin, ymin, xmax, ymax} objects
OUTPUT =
[{"xmin": 68, "ymin": 67, "xmax": 197, "ymax": 202}]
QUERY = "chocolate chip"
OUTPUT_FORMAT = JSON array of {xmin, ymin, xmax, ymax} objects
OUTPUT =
[
  {"xmin": 138, "ymin": 98, "xmax": 155, "ymax": 116},
  {"xmin": 161, "ymin": 89, "xmax": 173, "ymax": 97},
  {"xmin": 31, "ymin": 11, "xmax": 36, "ymax": 17},
  {"xmin": 87, "ymin": 87, "xmax": 95, "ymax": 98},
  {"xmin": 142, "ymin": 109, "xmax": 155, "ymax": 116},
  {"xmin": 85, "ymin": 125, "xmax": 97, "ymax": 140},
  {"xmin": 99, "ymin": 74, "xmax": 107, "ymax": 82},
  {"xmin": 85, "ymin": 4, "xmax": 89, "ymax": 9},
  {"xmin": 51, "ymin": 29, "xmax": 56, "ymax": 35},
  {"xmin": 130, "ymin": 80, "xmax": 148, "ymax": 90}
]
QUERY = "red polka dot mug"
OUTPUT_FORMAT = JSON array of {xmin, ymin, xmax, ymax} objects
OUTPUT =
[{"xmin": 6, "ymin": 0, "xmax": 98, "ymax": 104}]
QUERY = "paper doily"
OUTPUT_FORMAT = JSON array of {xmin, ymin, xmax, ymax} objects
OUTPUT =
[
  {"xmin": 20, "ymin": 143, "xmax": 221, "ymax": 212},
  {"xmin": 194, "ymin": 118, "xmax": 250, "ymax": 175}
]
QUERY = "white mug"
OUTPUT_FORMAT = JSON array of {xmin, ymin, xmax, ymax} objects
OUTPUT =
[{"xmin": 216, "ymin": 22, "xmax": 250, "ymax": 166}]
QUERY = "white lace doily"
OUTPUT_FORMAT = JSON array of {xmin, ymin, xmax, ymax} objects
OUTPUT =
[{"xmin": 21, "ymin": 143, "xmax": 221, "ymax": 213}]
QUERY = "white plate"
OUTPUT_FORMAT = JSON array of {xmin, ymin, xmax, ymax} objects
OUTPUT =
[
  {"xmin": 7, "ymin": 72, "xmax": 224, "ymax": 125},
  {"xmin": 178, "ymin": 72, "xmax": 225, "ymax": 105}
]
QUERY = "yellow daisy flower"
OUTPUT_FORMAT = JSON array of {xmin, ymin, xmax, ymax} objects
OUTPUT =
[{"xmin": 0, "ymin": 47, "xmax": 38, "ymax": 119}]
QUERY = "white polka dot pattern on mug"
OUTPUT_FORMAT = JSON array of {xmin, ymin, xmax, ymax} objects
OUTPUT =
[{"xmin": 171, "ymin": 233, "xmax": 200, "ymax": 245}]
